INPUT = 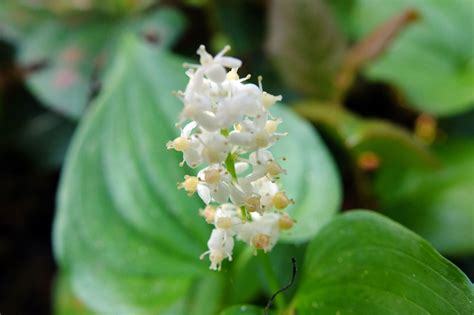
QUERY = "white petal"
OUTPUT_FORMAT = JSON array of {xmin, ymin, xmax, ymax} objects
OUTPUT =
[
  {"xmin": 205, "ymin": 64, "xmax": 227, "ymax": 83},
  {"xmin": 197, "ymin": 184, "xmax": 212, "ymax": 204},
  {"xmin": 228, "ymin": 131, "xmax": 253, "ymax": 146},
  {"xmin": 212, "ymin": 182, "xmax": 230, "ymax": 203},
  {"xmin": 218, "ymin": 56, "xmax": 242, "ymax": 68},
  {"xmin": 184, "ymin": 148, "xmax": 201, "ymax": 168},
  {"xmin": 235, "ymin": 162, "xmax": 249, "ymax": 174},
  {"xmin": 182, "ymin": 121, "xmax": 197, "ymax": 137},
  {"xmin": 195, "ymin": 111, "xmax": 220, "ymax": 131}
]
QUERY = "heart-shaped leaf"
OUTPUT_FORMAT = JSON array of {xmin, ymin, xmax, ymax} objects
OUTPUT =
[
  {"xmin": 266, "ymin": 0, "xmax": 347, "ymax": 100},
  {"xmin": 329, "ymin": 0, "xmax": 474, "ymax": 116},
  {"xmin": 53, "ymin": 35, "xmax": 341, "ymax": 313},
  {"xmin": 294, "ymin": 210, "xmax": 474, "ymax": 314},
  {"xmin": 53, "ymin": 35, "xmax": 209, "ymax": 314}
]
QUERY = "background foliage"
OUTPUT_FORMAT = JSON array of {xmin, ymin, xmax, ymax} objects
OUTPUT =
[{"xmin": 0, "ymin": 0, "xmax": 472, "ymax": 314}]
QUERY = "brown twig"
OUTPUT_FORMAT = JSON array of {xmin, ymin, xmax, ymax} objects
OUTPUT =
[{"xmin": 335, "ymin": 8, "xmax": 420, "ymax": 102}]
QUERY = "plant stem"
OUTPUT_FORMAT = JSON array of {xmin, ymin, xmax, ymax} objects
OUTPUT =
[
  {"xmin": 259, "ymin": 253, "xmax": 286, "ymax": 311},
  {"xmin": 224, "ymin": 152, "xmax": 238, "ymax": 180}
]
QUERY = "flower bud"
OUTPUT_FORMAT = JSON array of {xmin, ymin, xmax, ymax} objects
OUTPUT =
[
  {"xmin": 272, "ymin": 191, "xmax": 290, "ymax": 209},
  {"xmin": 200, "ymin": 206, "xmax": 216, "ymax": 224},
  {"xmin": 167, "ymin": 137, "xmax": 189, "ymax": 152},
  {"xmin": 179, "ymin": 175, "xmax": 199, "ymax": 194},
  {"xmin": 266, "ymin": 161, "xmax": 283, "ymax": 177},
  {"xmin": 278, "ymin": 215, "xmax": 294, "ymax": 230}
]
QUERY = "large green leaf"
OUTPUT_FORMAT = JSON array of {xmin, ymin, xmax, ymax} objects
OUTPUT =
[
  {"xmin": 9, "ymin": 5, "xmax": 185, "ymax": 118},
  {"xmin": 53, "ymin": 35, "xmax": 209, "ymax": 314},
  {"xmin": 330, "ymin": 0, "xmax": 474, "ymax": 116},
  {"xmin": 266, "ymin": 0, "xmax": 347, "ymax": 100},
  {"xmin": 294, "ymin": 211, "xmax": 474, "ymax": 314},
  {"xmin": 53, "ymin": 35, "xmax": 340, "ymax": 313},
  {"xmin": 376, "ymin": 140, "xmax": 474, "ymax": 256}
]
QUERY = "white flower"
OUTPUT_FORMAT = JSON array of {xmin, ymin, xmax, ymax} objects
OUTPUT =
[
  {"xmin": 169, "ymin": 44, "xmax": 294, "ymax": 271},
  {"xmin": 237, "ymin": 212, "xmax": 281, "ymax": 253},
  {"xmin": 200, "ymin": 228, "xmax": 234, "ymax": 271},
  {"xmin": 197, "ymin": 166, "xmax": 232, "ymax": 204},
  {"xmin": 252, "ymin": 177, "xmax": 280, "ymax": 211},
  {"xmin": 213, "ymin": 203, "xmax": 242, "ymax": 235}
]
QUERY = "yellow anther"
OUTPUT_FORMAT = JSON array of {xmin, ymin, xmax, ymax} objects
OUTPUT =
[
  {"xmin": 204, "ymin": 169, "xmax": 221, "ymax": 184},
  {"xmin": 266, "ymin": 161, "xmax": 283, "ymax": 177},
  {"xmin": 245, "ymin": 196, "xmax": 261, "ymax": 212},
  {"xmin": 278, "ymin": 215, "xmax": 294, "ymax": 230},
  {"xmin": 272, "ymin": 191, "xmax": 290, "ymax": 209}
]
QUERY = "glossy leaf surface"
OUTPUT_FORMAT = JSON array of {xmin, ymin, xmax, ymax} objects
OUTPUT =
[{"xmin": 294, "ymin": 211, "xmax": 474, "ymax": 314}]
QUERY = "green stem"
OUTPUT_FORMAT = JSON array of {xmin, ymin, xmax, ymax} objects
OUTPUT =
[
  {"xmin": 224, "ymin": 152, "xmax": 238, "ymax": 180},
  {"xmin": 224, "ymin": 151, "xmax": 252, "ymax": 221},
  {"xmin": 259, "ymin": 253, "xmax": 286, "ymax": 310}
]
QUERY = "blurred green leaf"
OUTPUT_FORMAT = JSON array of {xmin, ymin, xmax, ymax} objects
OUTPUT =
[
  {"xmin": 266, "ymin": 0, "xmax": 347, "ymax": 100},
  {"xmin": 272, "ymin": 104, "xmax": 342, "ymax": 243},
  {"xmin": 294, "ymin": 102, "xmax": 437, "ymax": 170},
  {"xmin": 330, "ymin": 0, "xmax": 474, "ymax": 116},
  {"xmin": 2, "ymin": 4, "xmax": 185, "ymax": 119},
  {"xmin": 294, "ymin": 210, "xmax": 474, "ymax": 314},
  {"xmin": 376, "ymin": 140, "xmax": 474, "ymax": 256},
  {"xmin": 54, "ymin": 275, "xmax": 97, "ymax": 315},
  {"xmin": 0, "ymin": 2, "xmax": 51, "ymax": 42},
  {"xmin": 220, "ymin": 305, "xmax": 268, "ymax": 315},
  {"xmin": 185, "ymin": 273, "xmax": 226, "ymax": 315},
  {"xmin": 19, "ymin": 0, "xmax": 153, "ymax": 16},
  {"xmin": 53, "ymin": 35, "xmax": 209, "ymax": 314}
]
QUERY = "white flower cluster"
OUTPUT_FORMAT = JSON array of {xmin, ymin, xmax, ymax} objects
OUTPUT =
[{"xmin": 167, "ymin": 45, "xmax": 294, "ymax": 271}]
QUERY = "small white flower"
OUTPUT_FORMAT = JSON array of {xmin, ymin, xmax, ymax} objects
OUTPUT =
[
  {"xmin": 170, "ymin": 45, "xmax": 294, "ymax": 271},
  {"xmin": 237, "ymin": 212, "xmax": 281, "ymax": 253},
  {"xmin": 200, "ymin": 228, "xmax": 234, "ymax": 270},
  {"xmin": 214, "ymin": 203, "xmax": 242, "ymax": 234},
  {"xmin": 197, "ymin": 166, "xmax": 232, "ymax": 204}
]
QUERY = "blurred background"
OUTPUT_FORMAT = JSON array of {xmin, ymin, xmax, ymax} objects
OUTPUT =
[{"xmin": 0, "ymin": 0, "xmax": 473, "ymax": 314}]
